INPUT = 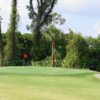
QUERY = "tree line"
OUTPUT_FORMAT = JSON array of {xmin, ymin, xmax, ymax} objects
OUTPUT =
[{"xmin": 0, "ymin": 0, "xmax": 100, "ymax": 71}]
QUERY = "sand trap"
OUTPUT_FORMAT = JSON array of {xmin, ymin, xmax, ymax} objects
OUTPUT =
[{"xmin": 95, "ymin": 74, "xmax": 100, "ymax": 79}]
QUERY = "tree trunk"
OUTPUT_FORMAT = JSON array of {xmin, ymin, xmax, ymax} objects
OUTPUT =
[
  {"xmin": 51, "ymin": 40, "xmax": 56, "ymax": 67},
  {"xmin": 34, "ymin": 25, "xmax": 41, "ymax": 45},
  {"xmin": 32, "ymin": 24, "xmax": 42, "ymax": 61},
  {"xmin": 12, "ymin": 0, "xmax": 17, "ymax": 59}
]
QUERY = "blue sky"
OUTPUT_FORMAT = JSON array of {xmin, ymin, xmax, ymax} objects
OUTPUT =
[{"xmin": 0, "ymin": 0, "xmax": 100, "ymax": 37}]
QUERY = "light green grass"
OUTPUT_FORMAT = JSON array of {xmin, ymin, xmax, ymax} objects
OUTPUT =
[{"xmin": 0, "ymin": 66, "xmax": 100, "ymax": 100}]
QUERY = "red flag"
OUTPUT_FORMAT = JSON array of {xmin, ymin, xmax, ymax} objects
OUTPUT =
[{"xmin": 23, "ymin": 53, "xmax": 28, "ymax": 59}]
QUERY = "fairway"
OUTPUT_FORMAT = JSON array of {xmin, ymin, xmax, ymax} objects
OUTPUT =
[{"xmin": 0, "ymin": 67, "xmax": 100, "ymax": 100}]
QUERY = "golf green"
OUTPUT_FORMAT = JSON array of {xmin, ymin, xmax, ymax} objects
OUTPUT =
[{"xmin": 0, "ymin": 66, "xmax": 100, "ymax": 100}]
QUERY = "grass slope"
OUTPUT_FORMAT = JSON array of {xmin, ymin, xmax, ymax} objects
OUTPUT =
[{"xmin": 0, "ymin": 66, "xmax": 100, "ymax": 100}]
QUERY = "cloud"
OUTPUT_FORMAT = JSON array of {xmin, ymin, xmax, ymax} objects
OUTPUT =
[
  {"xmin": 18, "ymin": 0, "xmax": 29, "ymax": 16},
  {"xmin": 57, "ymin": 0, "xmax": 100, "ymax": 17},
  {"xmin": 58, "ymin": 0, "xmax": 91, "ymax": 12}
]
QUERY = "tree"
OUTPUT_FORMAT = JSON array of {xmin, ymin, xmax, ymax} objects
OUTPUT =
[
  {"xmin": 0, "ymin": 16, "xmax": 3, "ymax": 66},
  {"xmin": 27, "ymin": 0, "xmax": 58, "ymax": 44},
  {"xmin": 64, "ymin": 30, "xmax": 89, "ymax": 68},
  {"xmin": 5, "ymin": 0, "xmax": 18, "ymax": 65},
  {"xmin": 42, "ymin": 12, "xmax": 65, "ymax": 67},
  {"xmin": 45, "ymin": 25, "xmax": 65, "ymax": 67},
  {"xmin": 86, "ymin": 36, "xmax": 100, "ymax": 71}
]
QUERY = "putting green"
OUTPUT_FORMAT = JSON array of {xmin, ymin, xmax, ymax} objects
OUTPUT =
[{"xmin": 0, "ymin": 67, "xmax": 100, "ymax": 100}]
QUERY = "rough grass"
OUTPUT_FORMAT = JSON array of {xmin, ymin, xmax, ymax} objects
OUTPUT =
[{"xmin": 0, "ymin": 66, "xmax": 100, "ymax": 100}]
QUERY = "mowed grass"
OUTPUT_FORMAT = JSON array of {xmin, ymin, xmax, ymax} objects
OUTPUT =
[{"xmin": 0, "ymin": 66, "xmax": 100, "ymax": 100}]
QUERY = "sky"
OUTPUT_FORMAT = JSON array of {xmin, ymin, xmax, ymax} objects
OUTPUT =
[{"xmin": 0, "ymin": 0, "xmax": 100, "ymax": 37}]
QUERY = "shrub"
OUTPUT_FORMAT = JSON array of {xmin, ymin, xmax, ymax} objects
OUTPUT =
[{"xmin": 31, "ymin": 56, "xmax": 62, "ymax": 67}]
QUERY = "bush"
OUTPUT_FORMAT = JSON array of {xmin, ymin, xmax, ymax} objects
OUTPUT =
[
  {"xmin": 31, "ymin": 57, "xmax": 51, "ymax": 67},
  {"xmin": 4, "ymin": 59, "xmax": 31, "ymax": 66},
  {"xmin": 64, "ymin": 31, "xmax": 89, "ymax": 69},
  {"xmin": 31, "ymin": 56, "xmax": 62, "ymax": 67}
]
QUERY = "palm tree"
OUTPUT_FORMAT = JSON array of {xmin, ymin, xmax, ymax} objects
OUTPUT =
[{"xmin": 44, "ymin": 25, "xmax": 64, "ymax": 67}]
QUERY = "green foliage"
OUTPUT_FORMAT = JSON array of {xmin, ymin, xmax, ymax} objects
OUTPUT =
[
  {"xmin": 50, "ymin": 12, "xmax": 66, "ymax": 25},
  {"xmin": 55, "ymin": 33, "xmax": 67, "ymax": 60},
  {"xmin": 44, "ymin": 25, "xmax": 66, "ymax": 67},
  {"xmin": 32, "ymin": 35, "xmax": 51, "ymax": 61},
  {"xmin": 16, "ymin": 32, "xmax": 33, "ymax": 59},
  {"xmin": 86, "ymin": 36, "xmax": 100, "ymax": 71},
  {"xmin": 31, "ymin": 56, "xmax": 62, "ymax": 67},
  {"xmin": 1, "ymin": 29, "xmax": 66, "ymax": 67},
  {"xmin": 31, "ymin": 57, "xmax": 51, "ymax": 67},
  {"xmin": 64, "ymin": 30, "xmax": 89, "ymax": 68}
]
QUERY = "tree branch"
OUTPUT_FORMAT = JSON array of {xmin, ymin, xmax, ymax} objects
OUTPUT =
[
  {"xmin": 40, "ymin": 0, "xmax": 56, "ymax": 27},
  {"xmin": 30, "ymin": 0, "xmax": 37, "ymax": 16}
]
